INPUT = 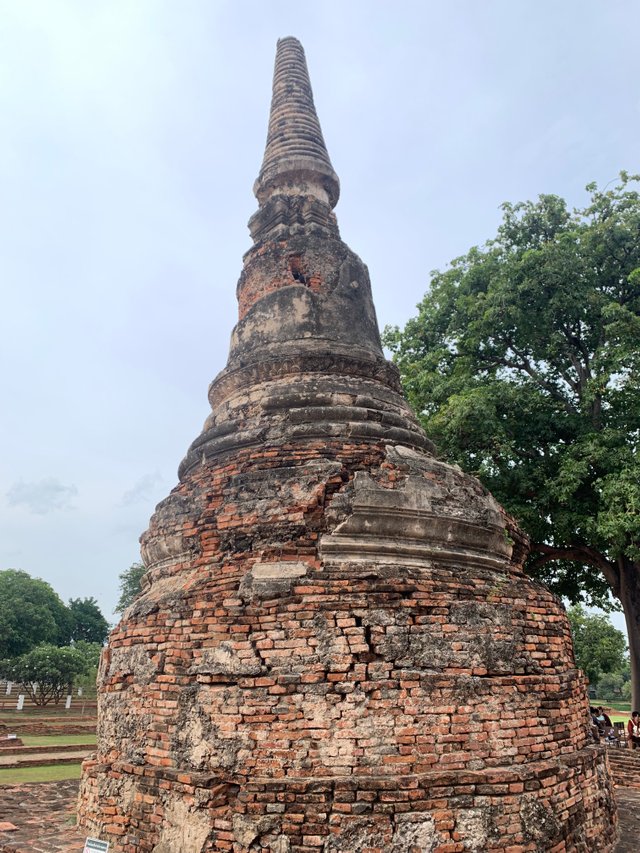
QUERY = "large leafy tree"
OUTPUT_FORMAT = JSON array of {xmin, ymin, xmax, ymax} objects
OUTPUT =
[
  {"xmin": 0, "ymin": 569, "xmax": 72, "ymax": 657},
  {"xmin": 68, "ymin": 596, "xmax": 109, "ymax": 644},
  {"xmin": 72, "ymin": 639, "xmax": 104, "ymax": 694},
  {"xmin": 115, "ymin": 562, "xmax": 147, "ymax": 614},
  {"xmin": 597, "ymin": 663, "xmax": 632, "ymax": 703},
  {"xmin": 0, "ymin": 644, "xmax": 89, "ymax": 706},
  {"xmin": 566, "ymin": 604, "xmax": 627, "ymax": 692},
  {"xmin": 384, "ymin": 174, "xmax": 640, "ymax": 706}
]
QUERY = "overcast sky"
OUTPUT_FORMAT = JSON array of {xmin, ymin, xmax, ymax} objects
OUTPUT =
[{"xmin": 1, "ymin": 1, "xmax": 637, "ymax": 634}]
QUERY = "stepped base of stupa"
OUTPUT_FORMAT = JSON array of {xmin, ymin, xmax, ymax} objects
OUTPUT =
[
  {"xmin": 81, "ymin": 750, "xmax": 613, "ymax": 851},
  {"xmin": 78, "ymin": 434, "xmax": 616, "ymax": 851}
]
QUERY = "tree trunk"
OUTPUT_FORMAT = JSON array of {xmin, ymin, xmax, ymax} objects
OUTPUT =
[
  {"xmin": 618, "ymin": 557, "xmax": 640, "ymax": 711},
  {"xmin": 529, "ymin": 545, "xmax": 640, "ymax": 709}
]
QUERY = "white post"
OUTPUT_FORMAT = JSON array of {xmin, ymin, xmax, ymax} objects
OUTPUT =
[
  {"xmin": 16, "ymin": 694, "xmax": 25, "ymax": 711},
  {"xmin": 5, "ymin": 681, "xmax": 12, "ymax": 695},
  {"xmin": 65, "ymin": 694, "xmax": 72, "ymax": 710}
]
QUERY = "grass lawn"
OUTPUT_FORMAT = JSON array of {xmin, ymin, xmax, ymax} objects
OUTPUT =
[
  {"xmin": 590, "ymin": 699, "xmax": 631, "ymax": 725},
  {"xmin": 592, "ymin": 699, "xmax": 631, "ymax": 714},
  {"xmin": 20, "ymin": 734, "xmax": 96, "ymax": 747},
  {"xmin": 0, "ymin": 711, "xmax": 96, "ymax": 724},
  {"xmin": 0, "ymin": 763, "xmax": 82, "ymax": 784}
]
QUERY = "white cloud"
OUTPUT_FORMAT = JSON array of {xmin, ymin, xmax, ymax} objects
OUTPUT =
[
  {"xmin": 120, "ymin": 472, "xmax": 164, "ymax": 507},
  {"xmin": 6, "ymin": 478, "xmax": 78, "ymax": 514}
]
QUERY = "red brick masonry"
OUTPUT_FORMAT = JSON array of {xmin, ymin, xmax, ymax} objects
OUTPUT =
[{"xmin": 3, "ymin": 780, "xmax": 636, "ymax": 853}]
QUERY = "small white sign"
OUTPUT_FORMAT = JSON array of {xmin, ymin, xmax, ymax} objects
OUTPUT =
[
  {"xmin": 65, "ymin": 695, "xmax": 72, "ymax": 709},
  {"xmin": 16, "ymin": 694, "xmax": 25, "ymax": 711},
  {"xmin": 83, "ymin": 838, "xmax": 109, "ymax": 852},
  {"xmin": 5, "ymin": 681, "xmax": 12, "ymax": 695}
]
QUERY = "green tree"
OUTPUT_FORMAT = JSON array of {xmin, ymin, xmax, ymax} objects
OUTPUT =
[
  {"xmin": 566, "ymin": 605, "xmax": 627, "ymax": 692},
  {"xmin": 72, "ymin": 640, "xmax": 103, "ymax": 669},
  {"xmin": 384, "ymin": 174, "xmax": 640, "ymax": 706},
  {"xmin": 597, "ymin": 664, "xmax": 632, "ymax": 703},
  {"xmin": 0, "ymin": 644, "xmax": 89, "ymax": 706},
  {"xmin": 72, "ymin": 640, "xmax": 104, "ymax": 695},
  {"xmin": 0, "ymin": 569, "xmax": 72, "ymax": 657},
  {"xmin": 68, "ymin": 596, "xmax": 109, "ymax": 643},
  {"xmin": 115, "ymin": 562, "xmax": 147, "ymax": 613}
]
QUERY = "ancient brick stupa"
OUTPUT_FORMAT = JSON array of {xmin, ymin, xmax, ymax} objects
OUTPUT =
[{"xmin": 79, "ymin": 37, "xmax": 616, "ymax": 852}]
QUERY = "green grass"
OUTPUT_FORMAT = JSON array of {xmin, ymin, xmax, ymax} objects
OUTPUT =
[
  {"xmin": 20, "ymin": 734, "xmax": 96, "ymax": 747},
  {"xmin": 0, "ymin": 714, "xmax": 96, "ymax": 724},
  {"xmin": 610, "ymin": 713, "xmax": 627, "ymax": 724},
  {"xmin": 592, "ymin": 699, "xmax": 631, "ymax": 713},
  {"xmin": 589, "ymin": 699, "xmax": 631, "ymax": 726},
  {"xmin": 0, "ymin": 763, "xmax": 82, "ymax": 784}
]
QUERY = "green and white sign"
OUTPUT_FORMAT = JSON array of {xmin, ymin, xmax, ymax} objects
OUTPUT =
[{"xmin": 83, "ymin": 839, "xmax": 109, "ymax": 852}]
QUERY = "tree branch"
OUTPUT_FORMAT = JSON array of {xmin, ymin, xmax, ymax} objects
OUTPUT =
[
  {"xmin": 511, "ymin": 342, "xmax": 581, "ymax": 399},
  {"xmin": 529, "ymin": 542, "xmax": 621, "ymax": 598},
  {"xmin": 483, "ymin": 349, "xmax": 578, "ymax": 414}
]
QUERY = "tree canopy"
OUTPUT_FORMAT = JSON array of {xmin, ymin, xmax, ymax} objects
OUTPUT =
[
  {"xmin": 72, "ymin": 640, "xmax": 104, "ymax": 670},
  {"xmin": 566, "ymin": 604, "xmax": 627, "ymax": 692},
  {"xmin": 597, "ymin": 662, "xmax": 632, "ymax": 703},
  {"xmin": 0, "ymin": 569, "xmax": 72, "ymax": 657},
  {"xmin": 384, "ymin": 174, "xmax": 640, "ymax": 706},
  {"xmin": 68, "ymin": 596, "xmax": 110, "ymax": 644},
  {"xmin": 115, "ymin": 562, "xmax": 147, "ymax": 613},
  {"xmin": 0, "ymin": 643, "xmax": 89, "ymax": 706}
]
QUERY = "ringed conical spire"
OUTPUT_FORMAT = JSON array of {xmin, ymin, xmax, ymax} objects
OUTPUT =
[{"xmin": 254, "ymin": 36, "xmax": 340, "ymax": 209}]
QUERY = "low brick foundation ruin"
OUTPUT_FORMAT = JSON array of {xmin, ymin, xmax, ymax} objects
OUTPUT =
[{"xmin": 78, "ymin": 36, "xmax": 617, "ymax": 852}]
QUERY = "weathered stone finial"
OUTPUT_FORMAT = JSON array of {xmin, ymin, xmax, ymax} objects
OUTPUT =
[
  {"xmin": 238, "ymin": 37, "xmax": 383, "ymax": 364},
  {"xmin": 253, "ymin": 36, "xmax": 340, "ymax": 210}
]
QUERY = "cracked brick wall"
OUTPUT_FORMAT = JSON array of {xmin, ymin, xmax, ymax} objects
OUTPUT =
[{"xmin": 78, "ymin": 36, "xmax": 617, "ymax": 853}]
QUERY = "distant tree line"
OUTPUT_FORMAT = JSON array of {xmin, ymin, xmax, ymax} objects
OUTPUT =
[
  {"xmin": 0, "ymin": 568, "xmax": 109, "ymax": 705},
  {"xmin": 567, "ymin": 604, "xmax": 630, "ymax": 702}
]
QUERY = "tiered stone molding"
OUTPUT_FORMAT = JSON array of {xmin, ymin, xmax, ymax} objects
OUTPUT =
[{"xmin": 78, "ymin": 36, "xmax": 617, "ymax": 853}]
